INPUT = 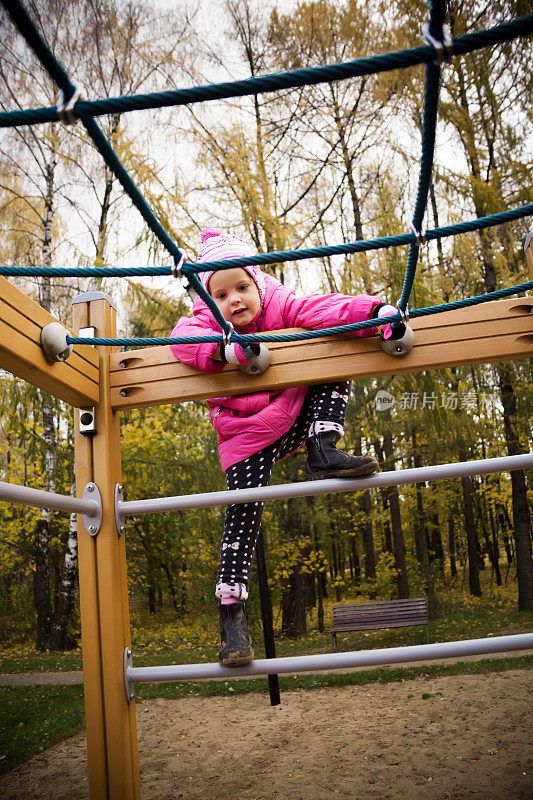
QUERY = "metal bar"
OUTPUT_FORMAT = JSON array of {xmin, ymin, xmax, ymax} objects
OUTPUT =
[
  {"xmin": 125, "ymin": 633, "xmax": 533, "ymax": 688},
  {"xmin": 117, "ymin": 454, "xmax": 533, "ymax": 523},
  {"xmin": 0, "ymin": 479, "xmax": 98, "ymax": 517},
  {"xmin": 255, "ymin": 529, "xmax": 281, "ymax": 706}
]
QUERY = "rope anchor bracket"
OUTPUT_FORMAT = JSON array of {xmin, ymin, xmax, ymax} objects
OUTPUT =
[
  {"xmin": 82, "ymin": 482, "xmax": 102, "ymax": 536},
  {"xmin": 41, "ymin": 322, "xmax": 74, "ymax": 362},
  {"xmin": 380, "ymin": 305, "xmax": 415, "ymax": 358}
]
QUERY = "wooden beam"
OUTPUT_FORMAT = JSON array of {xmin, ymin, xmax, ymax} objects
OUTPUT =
[
  {"xmin": 0, "ymin": 277, "xmax": 99, "ymax": 406},
  {"xmin": 110, "ymin": 297, "xmax": 533, "ymax": 410}
]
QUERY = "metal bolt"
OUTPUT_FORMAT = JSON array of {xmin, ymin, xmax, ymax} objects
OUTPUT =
[
  {"xmin": 87, "ymin": 484, "xmax": 94, "ymax": 492},
  {"xmin": 88, "ymin": 525, "xmax": 97, "ymax": 533},
  {"xmin": 120, "ymin": 390, "xmax": 127, "ymax": 397},
  {"xmin": 119, "ymin": 361, "xmax": 126, "ymax": 368}
]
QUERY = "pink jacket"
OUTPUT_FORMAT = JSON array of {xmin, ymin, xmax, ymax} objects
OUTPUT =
[{"xmin": 170, "ymin": 273, "xmax": 384, "ymax": 471}]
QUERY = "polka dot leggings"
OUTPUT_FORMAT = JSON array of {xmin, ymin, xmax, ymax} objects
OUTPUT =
[{"xmin": 215, "ymin": 381, "xmax": 351, "ymax": 601}]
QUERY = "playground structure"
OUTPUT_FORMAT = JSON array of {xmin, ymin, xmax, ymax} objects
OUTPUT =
[
  {"xmin": 1, "ymin": 258, "xmax": 533, "ymax": 800},
  {"xmin": 0, "ymin": 0, "xmax": 533, "ymax": 798}
]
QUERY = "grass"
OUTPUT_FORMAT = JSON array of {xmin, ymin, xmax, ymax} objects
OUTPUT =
[{"xmin": 0, "ymin": 684, "xmax": 85, "ymax": 776}]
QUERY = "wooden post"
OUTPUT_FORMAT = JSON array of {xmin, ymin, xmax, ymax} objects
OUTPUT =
[
  {"xmin": 73, "ymin": 292, "xmax": 140, "ymax": 800},
  {"xmin": 525, "ymin": 231, "xmax": 533, "ymax": 279}
]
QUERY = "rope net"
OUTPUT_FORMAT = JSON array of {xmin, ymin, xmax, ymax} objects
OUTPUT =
[{"xmin": 1, "ymin": 0, "xmax": 532, "ymax": 348}]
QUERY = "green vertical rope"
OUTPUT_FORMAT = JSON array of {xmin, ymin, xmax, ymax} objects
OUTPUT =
[{"xmin": 399, "ymin": 0, "xmax": 446, "ymax": 312}]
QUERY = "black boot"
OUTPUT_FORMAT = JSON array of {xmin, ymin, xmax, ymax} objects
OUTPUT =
[
  {"xmin": 218, "ymin": 602, "xmax": 254, "ymax": 666},
  {"xmin": 305, "ymin": 431, "xmax": 379, "ymax": 480}
]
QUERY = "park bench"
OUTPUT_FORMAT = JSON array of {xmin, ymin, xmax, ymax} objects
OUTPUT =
[{"xmin": 330, "ymin": 597, "xmax": 429, "ymax": 651}]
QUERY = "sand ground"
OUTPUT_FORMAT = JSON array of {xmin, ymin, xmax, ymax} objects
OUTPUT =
[{"xmin": 1, "ymin": 669, "xmax": 531, "ymax": 800}]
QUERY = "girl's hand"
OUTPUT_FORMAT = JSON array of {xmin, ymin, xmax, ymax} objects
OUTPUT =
[
  {"xmin": 219, "ymin": 342, "xmax": 271, "ymax": 375},
  {"xmin": 376, "ymin": 304, "xmax": 402, "ymax": 340}
]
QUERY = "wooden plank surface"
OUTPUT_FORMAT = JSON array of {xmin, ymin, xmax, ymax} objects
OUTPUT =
[
  {"xmin": 109, "ymin": 297, "xmax": 533, "ymax": 410},
  {"xmin": 0, "ymin": 277, "xmax": 99, "ymax": 406}
]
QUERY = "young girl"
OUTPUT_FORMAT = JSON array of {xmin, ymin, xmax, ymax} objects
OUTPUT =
[{"xmin": 170, "ymin": 228, "xmax": 395, "ymax": 666}]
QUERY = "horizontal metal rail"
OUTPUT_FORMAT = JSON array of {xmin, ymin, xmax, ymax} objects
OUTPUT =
[
  {"xmin": 0, "ymin": 479, "xmax": 98, "ymax": 517},
  {"xmin": 124, "ymin": 633, "xmax": 533, "ymax": 696},
  {"xmin": 116, "ymin": 454, "xmax": 533, "ymax": 525}
]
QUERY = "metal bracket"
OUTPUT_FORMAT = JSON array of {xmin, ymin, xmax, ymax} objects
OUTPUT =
[
  {"xmin": 421, "ymin": 22, "xmax": 453, "ymax": 66},
  {"xmin": 172, "ymin": 253, "xmax": 185, "ymax": 278},
  {"xmin": 41, "ymin": 322, "xmax": 73, "ymax": 362},
  {"xmin": 78, "ymin": 326, "xmax": 96, "ymax": 344},
  {"xmin": 83, "ymin": 482, "xmax": 102, "ymax": 536},
  {"xmin": 223, "ymin": 322, "xmax": 234, "ymax": 346},
  {"xmin": 115, "ymin": 483, "xmax": 125, "ymax": 536},
  {"xmin": 57, "ymin": 85, "xmax": 82, "ymax": 125},
  {"xmin": 124, "ymin": 647, "xmax": 134, "ymax": 704}
]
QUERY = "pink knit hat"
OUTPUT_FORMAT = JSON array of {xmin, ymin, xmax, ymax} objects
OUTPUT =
[{"xmin": 197, "ymin": 228, "xmax": 266, "ymax": 307}]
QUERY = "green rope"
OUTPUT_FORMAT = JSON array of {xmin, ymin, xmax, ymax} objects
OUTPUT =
[
  {"xmin": 66, "ymin": 281, "xmax": 533, "ymax": 346},
  {"xmin": 2, "ymin": 204, "xmax": 531, "ymax": 278},
  {"xmin": 1, "ymin": 13, "xmax": 531, "ymax": 129}
]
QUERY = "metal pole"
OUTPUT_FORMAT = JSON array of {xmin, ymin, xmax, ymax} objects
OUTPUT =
[
  {"xmin": 0, "ymin": 479, "xmax": 98, "ymax": 517},
  {"xmin": 125, "ymin": 633, "xmax": 533, "ymax": 693},
  {"xmin": 255, "ymin": 530, "xmax": 281, "ymax": 706},
  {"xmin": 117, "ymin": 454, "xmax": 533, "ymax": 523}
]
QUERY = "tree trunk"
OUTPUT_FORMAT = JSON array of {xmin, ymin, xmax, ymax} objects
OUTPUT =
[
  {"xmin": 281, "ymin": 463, "xmax": 310, "ymax": 637},
  {"xmin": 429, "ymin": 482, "xmax": 445, "ymax": 573},
  {"xmin": 475, "ymin": 488, "xmax": 496, "ymax": 576},
  {"xmin": 33, "ymin": 515, "xmax": 53, "ymax": 651},
  {"xmin": 160, "ymin": 561, "xmax": 180, "ymax": 614},
  {"xmin": 429, "ymin": 181, "xmax": 449, "ymax": 301},
  {"xmin": 350, "ymin": 537, "xmax": 361, "ymax": 581},
  {"xmin": 34, "ymin": 152, "xmax": 57, "ymax": 651},
  {"xmin": 316, "ymin": 570, "xmax": 324, "ymax": 634},
  {"xmin": 281, "ymin": 568, "xmax": 307, "ymax": 638},
  {"xmin": 328, "ymin": 81, "xmax": 373, "ymax": 293},
  {"xmin": 496, "ymin": 362, "xmax": 533, "ymax": 610},
  {"xmin": 448, "ymin": 56, "xmax": 532, "ymax": 609},
  {"xmin": 487, "ymin": 502, "xmax": 502, "ymax": 586},
  {"xmin": 382, "ymin": 430, "xmax": 409, "ymax": 598},
  {"xmin": 49, "ymin": 486, "xmax": 79, "ymax": 650},
  {"xmin": 448, "ymin": 507, "xmax": 457, "ymax": 579},
  {"xmin": 360, "ymin": 490, "xmax": 376, "ymax": 580},
  {"xmin": 147, "ymin": 585, "xmax": 156, "ymax": 614},
  {"xmin": 411, "ymin": 432, "xmax": 436, "ymax": 618},
  {"xmin": 461, "ymin": 475, "xmax": 482, "ymax": 597}
]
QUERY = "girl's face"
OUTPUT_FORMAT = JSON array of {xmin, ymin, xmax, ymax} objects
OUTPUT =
[{"xmin": 209, "ymin": 268, "xmax": 261, "ymax": 326}]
